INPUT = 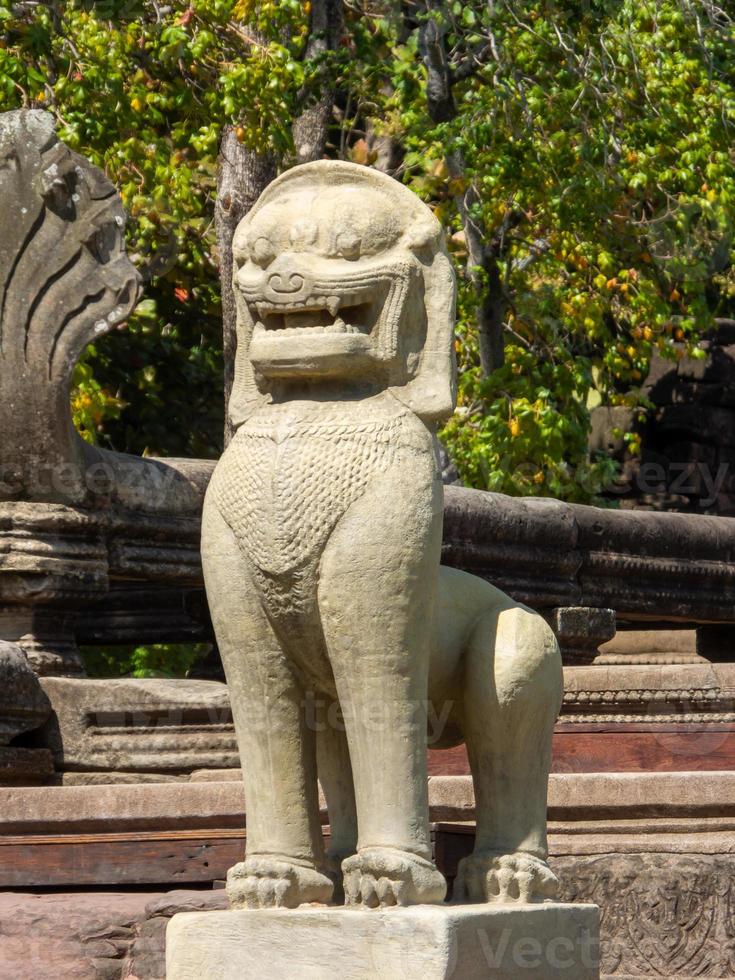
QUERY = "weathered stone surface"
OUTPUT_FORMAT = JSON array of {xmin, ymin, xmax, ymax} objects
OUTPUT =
[
  {"xmin": 0, "ymin": 496, "xmax": 214, "ymax": 676},
  {"xmin": 561, "ymin": 662, "xmax": 735, "ymax": 724},
  {"xmin": 0, "ymin": 640, "xmax": 53, "ymax": 785},
  {"xmin": 0, "ymin": 111, "xmax": 213, "ymax": 516},
  {"xmin": 545, "ymin": 607, "xmax": 616, "ymax": 665},
  {"xmin": 0, "ymin": 890, "xmax": 152, "ymax": 980},
  {"xmin": 0, "ymin": 889, "xmax": 228, "ymax": 980},
  {"xmin": 442, "ymin": 483, "xmax": 735, "ymax": 626},
  {"xmin": 124, "ymin": 890, "xmax": 228, "ymax": 980},
  {"xmin": 0, "ymin": 111, "xmax": 216, "ymax": 678},
  {"xmin": 0, "ymin": 640, "xmax": 51, "ymax": 743},
  {"xmin": 0, "ymin": 745, "xmax": 53, "ymax": 785},
  {"xmin": 596, "ymin": 628, "xmax": 702, "ymax": 665},
  {"xmin": 0, "ymin": 775, "xmax": 730, "ymax": 978},
  {"xmin": 0, "ymin": 109, "xmax": 140, "ymax": 506},
  {"xmin": 0, "ymin": 780, "xmax": 247, "ymax": 836},
  {"xmin": 166, "ymin": 904, "xmax": 600, "ymax": 980},
  {"xmin": 557, "ymin": 853, "xmax": 735, "ymax": 978},
  {"xmin": 56, "ymin": 771, "xmax": 184, "ymax": 785},
  {"xmin": 0, "ymin": 503, "xmax": 108, "ymax": 675},
  {"xmin": 38, "ymin": 677, "xmax": 237, "ymax": 775},
  {"xmin": 2, "ymin": 769, "xmax": 734, "ymax": 842},
  {"xmin": 202, "ymin": 159, "xmax": 562, "ymax": 911},
  {"xmin": 54, "ymin": 768, "xmax": 238, "ymax": 785}
]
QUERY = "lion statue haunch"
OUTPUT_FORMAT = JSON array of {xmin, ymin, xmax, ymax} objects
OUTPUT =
[{"xmin": 202, "ymin": 161, "xmax": 563, "ymax": 910}]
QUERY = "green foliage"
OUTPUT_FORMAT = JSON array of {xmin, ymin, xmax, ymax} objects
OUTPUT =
[
  {"xmin": 2, "ymin": 0, "xmax": 734, "ymax": 499},
  {"xmin": 363, "ymin": 0, "xmax": 735, "ymax": 499},
  {"xmin": 1, "ymin": 0, "xmax": 241, "ymax": 456},
  {"xmin": 81, "ymin": 642, "xmax": 209, "ymax": 678},
  {"xmin": 70, "ymin": 347, "xmax": 125, "ymax": 444}
]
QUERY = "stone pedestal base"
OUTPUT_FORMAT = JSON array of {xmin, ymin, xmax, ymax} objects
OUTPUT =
[{"xmin": 166, "ymin": 903, "xmax": 599, "ymax": 980}]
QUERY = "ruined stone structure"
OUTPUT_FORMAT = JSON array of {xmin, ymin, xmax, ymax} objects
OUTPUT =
[
  {"xmin": 1, "ymin": 110, "xmax": 733, "ymax": 978},
  {"xmin": 0, "ymin": 110, "xmax": 215, "ymax": 682},
  {"xmin": 0, "ymin": 110, "xmax": 229, "ymax": 791}
]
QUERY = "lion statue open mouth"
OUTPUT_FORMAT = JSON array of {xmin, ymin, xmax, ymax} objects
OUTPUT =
[{"xmin": 202, "ymin": 161, "xmax": 562, "ymax": 909}]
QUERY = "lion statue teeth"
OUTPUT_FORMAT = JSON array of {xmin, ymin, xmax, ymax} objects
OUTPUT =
[{"xmin": 202, "ymin": 160, "xmax": 562, "ymax": 910}]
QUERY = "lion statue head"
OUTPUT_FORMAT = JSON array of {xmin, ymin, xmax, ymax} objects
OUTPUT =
[{"xmin": 229, "ymin": 160, "xmax": 456, "ymax": 426}]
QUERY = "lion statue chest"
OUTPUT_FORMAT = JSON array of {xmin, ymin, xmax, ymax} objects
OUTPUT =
[{"xmin": 208, "ymin": 396, "xmax": 433, "ymax": 620}]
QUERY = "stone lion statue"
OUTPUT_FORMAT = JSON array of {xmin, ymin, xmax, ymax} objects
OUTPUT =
[{"xmin": 202, "ymin": 161, "xmax": 562, "ymax": 910}]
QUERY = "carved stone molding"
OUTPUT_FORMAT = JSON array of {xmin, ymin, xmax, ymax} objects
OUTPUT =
[
  {"xmin": 0, "ymin": 640, "xmax": 53, "ymax": 784},
  {"xmin": 545, "ymin": 606, "xmax": 616, "ymax": 665},
  {"xmin": 38, "ymin": 677, "xmax": 238, "ymax": 776},
  {"xmin": 596, "ymin": 628, "xmax": 704, "ymax": 666},
  {"xmin": 561, "ymin": 663, "xmax": 735, "ymax": 726},
  {"xmin": 0, "ymin": 498, "xmax": 209, "ymax": 674}
]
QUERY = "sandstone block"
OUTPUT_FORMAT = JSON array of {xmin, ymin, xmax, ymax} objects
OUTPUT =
[
  {"xmin": 38, "ymin": 677, "xmax": 237, "ymax": 775},
  {"xmin": 166, "ymin": 904, "xmax": 599, "ymax": 980}
]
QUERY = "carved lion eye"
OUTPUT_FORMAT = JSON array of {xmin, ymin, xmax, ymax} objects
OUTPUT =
[
  {"xmin": 251, "ymin": 236, "xmax": 276, "ymax": 267},
  {"xmin": 335, "ymin": 229, "xmax": 361, "ymax": 260}
]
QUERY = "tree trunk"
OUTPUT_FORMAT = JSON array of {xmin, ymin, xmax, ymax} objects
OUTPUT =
[
  {"xmin": 292, "ymin": 0, "xmax": 343, "ymax": 163},
  {"xmin": 418, "ymin": 1, "xmax": 505, "ymax": 374},
  {"xmin": 215, "ymin": 128, "xmax": 276, "ymax": 444}
]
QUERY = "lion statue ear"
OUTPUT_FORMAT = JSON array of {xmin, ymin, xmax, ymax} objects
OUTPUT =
[
  {"xmin": 389, "ymin": 239, "xmax": 457, "ymax": 425},
  {"xmin": 227, "ymin": 286, "xmax": 269, "ymax": 430}
]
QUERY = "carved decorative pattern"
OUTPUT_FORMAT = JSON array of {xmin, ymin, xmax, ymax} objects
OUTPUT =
[
  {"xmin": 554, "ymin": 853, "xmax": 735, "ymax": 977},
  {"xmin": 210, "ymin": 411, "xmax": 408, "ymax": 617},
  {"xmin": 0, "ymin": 109, "xmax": 140, "ymax": 504},
  {"xmin": 562, "ymin": 685, "xmax": 735, "ymax": 724}
]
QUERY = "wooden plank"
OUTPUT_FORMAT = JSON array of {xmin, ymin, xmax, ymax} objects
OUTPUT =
[
  {"xmin": 0, "ymin": 828, "xmax": 447, "ymax": 890},
  {"xmin": 552, "ymin": 729, "xmax": 735, "ymax": 773},
  {"xmin": 427, "ymin": 727, "xmax": 735, "ymax": 776},
  {"xmin": 0, "ymin": 833, "xmax": 245, "ymax": 888}
]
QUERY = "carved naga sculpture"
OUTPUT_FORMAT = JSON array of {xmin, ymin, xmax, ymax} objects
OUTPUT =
[{"xmin": 202, "ymin": 161, "xmax": 562, "ymax": 909}]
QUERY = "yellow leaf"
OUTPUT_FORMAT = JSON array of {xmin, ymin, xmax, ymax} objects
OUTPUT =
[
  {"xmin": 350, "ymin": 138, "xmax": 370, "ymax": 166},
  {"xmin": 233, "ymin": 0, "xmax": 256, "ymax": 20},
  {"xmin": 447, "ymin": 177, "xmax": 468, "ymax": 196}
]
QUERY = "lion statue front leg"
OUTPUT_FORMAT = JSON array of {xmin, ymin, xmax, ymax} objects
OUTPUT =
[
  {"xmin": 201, "ymin": 498, "xmax": 334, "ymax": 909},
  {"xmin": 317, "ymin": 450, "xmax": 448, "ymax": 908}
]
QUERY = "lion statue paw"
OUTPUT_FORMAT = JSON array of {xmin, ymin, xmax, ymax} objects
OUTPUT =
[
  {"xmin": 454, "ymin": 851, "xmax": 559, "ymax": 904},
  {"xmin": 342, "ymin": 846, "xmax": 447, "ymax": 908},
  {"xmin": 227, "ymin": 856, "xmax": 333, "ymax": 909}
]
